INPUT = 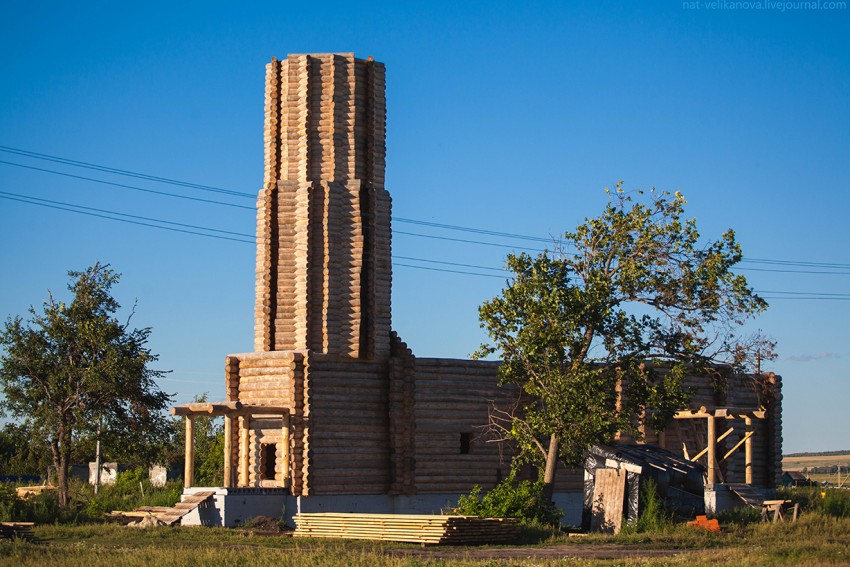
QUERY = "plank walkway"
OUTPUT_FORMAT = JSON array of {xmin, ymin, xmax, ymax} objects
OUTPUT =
[
  {"xmin": 293, "ymin": 513, "xmax": 518, "ymax": 545},
  {"xmin": 107, "ymin": 491, "xmax": 216, "ymax": 526}
]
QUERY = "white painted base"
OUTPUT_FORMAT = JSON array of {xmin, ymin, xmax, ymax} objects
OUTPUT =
[
  {"xmin": 704, "ymin": 484, "xmax": 773, "ymax": 514},
  {"xmin": 179, "ymin": 488, "xmax": 584, "ymax": 528}
]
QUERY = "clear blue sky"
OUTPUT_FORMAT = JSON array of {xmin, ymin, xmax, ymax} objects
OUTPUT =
[{"xmin": 1, "ymin": 1, "xmax": 847, "ymax": 453}]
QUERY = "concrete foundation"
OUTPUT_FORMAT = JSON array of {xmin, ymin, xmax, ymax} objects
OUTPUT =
[
  {"xmin": 703, "ymin": 484, "xmax": 774, "ymax": 514},
  {"xmin": 179, "ymin": 488, "xmax": 584, "ymax": 528},
  {"xmin": 181, "ymin": 487, "xmax": 289, "ymax": 527}
]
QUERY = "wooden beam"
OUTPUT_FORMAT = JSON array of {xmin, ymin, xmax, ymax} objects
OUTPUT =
[
  {"xmin": 184, "ymin": 416, "xmax": 195, "ymax": 489},
  {"xmin": 721, "ymin": 430, "xmax": 755, "ymax": 463},
  {"xmin": 706, "ymin": 415, "xmax": 716, "ymax": 485},
  {"xmin": 691, "ymin": 426, "xmax": 735, "ymax": 462},
  {"xmin": 281, "ymin": 413, "xmax": 291, "ymax": 487},
  {"xmin": 745, "ymin": 417, "xmax": 753, "ymax": 484},
  {"xmin": 674, "ymin": 407, "xmax": 766, "ymax": 420},
  {"xmin": 171, "ymin": 402, "xmax": 290, "ymax": 417},
  {"xmin": 240, "ymin": 416, "xmax": 250, "ymax": 487},
  {"xmin": 223, "ymin": 415, "xmax": 233, "ymax": 488}
]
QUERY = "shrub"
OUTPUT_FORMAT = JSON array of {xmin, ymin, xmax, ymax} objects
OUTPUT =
[
  {"xmin": 621, "ymin": 478, "xmax": 674, "ymax": 533},
  {"xmin": 454, "ymin": 476, "xmax": 562, "ymax": 526},
  {"xmin": 779, "ymin": 486, "xmax": 850, "ymax": 518},
  {"xmin": 0, "ymin": 467, "xmax": 182, "ymax": 524}
]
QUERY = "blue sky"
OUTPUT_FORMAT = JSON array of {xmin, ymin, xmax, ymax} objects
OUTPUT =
[{"xmin": 1, "ymin": 1, "xmax": 847, "ymax": 453}]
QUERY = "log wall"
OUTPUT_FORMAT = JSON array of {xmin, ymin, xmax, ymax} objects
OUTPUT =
[
  {"xmin": 411, "ymin": 358, "xmax": 514, "ymax": 494},
  {"xmin": 226, "ymin": 351, "xmax": 306, "ymax": 490},
  {"xmin": 255, "ymin": 53, "xmax": 390, "ymax": 359},
  {"xmin": 303, "ymin": 354, "xmax": 391, "ymax": 494}
]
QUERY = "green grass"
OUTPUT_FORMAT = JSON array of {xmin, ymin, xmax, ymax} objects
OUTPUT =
[
  {"xmin": 0, "ymin": 511, "xmax": 846, "ymax": 566},
  {"xmin": 1, "ymin": 486, "xmax": 849, "ymax": 565}
]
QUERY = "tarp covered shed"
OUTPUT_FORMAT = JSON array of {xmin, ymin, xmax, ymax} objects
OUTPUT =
[{"xmin": 583, "ymin": 444, "xmax": 705, "ymax": 532}]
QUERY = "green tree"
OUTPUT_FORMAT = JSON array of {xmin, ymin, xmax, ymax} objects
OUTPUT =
[
  {"xmin": 0, "ymin": 263, "xmax": 172, "ymax": 507},
  {"xmin": 475, "ymin": 186, "xmax": 767, "ymax": 500},
  {"xmin": 0, "ymin": 422, "xmax": 52, "ymax": 477}
]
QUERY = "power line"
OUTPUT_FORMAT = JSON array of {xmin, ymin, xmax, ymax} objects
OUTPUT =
[
  {"xmin": 0, "ymin": 160, "xmax": 254, "ymax": 210},
  {"xmin": 393, "ymin": 263, "xmax": 505, "ymax": 279},
  {"xmin": 393, "ymin": 217, "xmax": 554, "ymax": 244},
  {"xmin": 0, "ymin": 145, "xmax": 254, "ymax": 198},
  {"xmin": 755, "ymin": 290, "xmax": 850, "ymax": 297},
  {"xmin": 395, "ymin": 230, "xmax": 546, "ymax": 253},
  {"xmin": 737, "ymin": 266, "xmax": 850, "ymax": 276},
  {"xmin": 393, "ymin": 255, "xmax": 506, "ymax": 272},
  {"xmin": 0, "ymin": 193, "xmax": 254, "ymax": 244},
  {"xmin": 4, "ymin": 191, "xmax": 847, "ymax": 299},
  {"xmin": 2, "ymin": 145, "xmax": 849, "ymax": 272},
  {"xmin": 0, "ymin": 191, "xmax": 255, "ymax": 239}
]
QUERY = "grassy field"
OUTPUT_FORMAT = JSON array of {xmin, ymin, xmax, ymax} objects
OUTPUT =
[
  {"xmin": 783, "ymin": 453, "xmax": 850, "ymax": 470},
  {"xmin": 1, "ymin": 510, "xmax": 848, "ymax": 566},
  {"xmin": 783, "ymin": 453, "xmax": 850, "ymax": 487}
]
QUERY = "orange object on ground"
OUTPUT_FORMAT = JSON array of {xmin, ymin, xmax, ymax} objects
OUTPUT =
[{"xmin": 686, "ymin": 515, "xmax": 721, "ymax": 532}]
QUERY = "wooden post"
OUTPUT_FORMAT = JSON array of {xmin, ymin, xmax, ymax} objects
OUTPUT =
[
  {"xmin": 706, "ymin": 415, "xmax": 716, "ymax": 485},
  {"xmin": 240, "ymin": 416, "xmax": 250, "ymax": 487},
  {"xmin": 184, "ymin": 415, "xmax": 195, "ymax": 489},
  {"xmin": 745, "ymin": 417, "xmax": 753, "ymax": 485},
  {"xmin": 281, "ymin": 413, "xmax": 291, "ymax": 486},
  {"xmin": 223, "ymin": 415, "xmax": 233, "ymax": 488}
]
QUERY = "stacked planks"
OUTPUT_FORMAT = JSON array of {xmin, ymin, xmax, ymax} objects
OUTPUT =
[
  {"xmin": 0, "ymin": 522, "xmax": 36, "ymax": 542},
  {"xmin": 293, "ymin": 513, "xmax": 518, "ymax": 545}
]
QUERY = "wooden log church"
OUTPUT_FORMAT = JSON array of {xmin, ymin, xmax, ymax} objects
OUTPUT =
[{"xmin": 173, "ymin": 53, "xmax": 783, "ymax": 526}]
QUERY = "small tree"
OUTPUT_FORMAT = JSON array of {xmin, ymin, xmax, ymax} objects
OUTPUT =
[
  {"xmin": 475, "ymin": 186, "xmax": 767, "ymax": 500},
  {"xmin": 0, "ymin": 263, "xmax": 172, "ymax": 507}
]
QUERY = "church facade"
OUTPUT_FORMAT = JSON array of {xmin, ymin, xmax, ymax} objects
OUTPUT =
[{"xmin": 174, "ymin": 53, "xmax": 782, "ymax": 525}]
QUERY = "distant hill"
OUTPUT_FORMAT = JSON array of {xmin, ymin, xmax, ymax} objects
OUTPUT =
[{"xmin": 784, "ymin": 450, "xmax": 850, "ymax": 458}]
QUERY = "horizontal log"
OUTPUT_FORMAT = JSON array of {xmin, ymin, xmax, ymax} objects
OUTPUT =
[{"xmin": 309, "ymin": 485, "xmax": 389, "ymax": 494}]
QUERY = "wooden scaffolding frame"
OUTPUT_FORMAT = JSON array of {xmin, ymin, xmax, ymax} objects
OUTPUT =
[
  {"xmin": 171, "ymin": 401, "xmax": 291, "ymax": 489},
  {"xmin": 673, "ymin": 405, "xmax": 766, "ymax": 485}
]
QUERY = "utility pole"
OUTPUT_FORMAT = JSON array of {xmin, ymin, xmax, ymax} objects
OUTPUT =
[{"xmin": 94, "ymin": 416, "xmax": 103, "ymax": 495}]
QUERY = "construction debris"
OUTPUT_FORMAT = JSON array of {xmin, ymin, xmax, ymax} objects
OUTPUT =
[{"xmin": 686, "ymin": 515, "xmax": 721, "ymax": 532}]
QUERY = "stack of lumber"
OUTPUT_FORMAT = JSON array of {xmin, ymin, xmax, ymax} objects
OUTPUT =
[
  {"xmin": 105, "ymin": 507, "xmax": 173, "ymax": 525},
  {"xmin": 15, "ymin": 485, "xmax": 54, "ymax": 499},
  {"xmin": 293, "ymin": 513, "xmax": 518, "ymax": 545},
  {"xmin": 0, "ymin": 522, "xmax": 36, "ymax": 542}
]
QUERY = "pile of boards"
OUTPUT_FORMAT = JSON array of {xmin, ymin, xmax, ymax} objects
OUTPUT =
[
  {"xmin": 293, "ymin": 513, "xmax": 518, "ymax": 545},
  {"xmin": 0, "ymin": 522, "xmax": 36, "ymax": 542}
]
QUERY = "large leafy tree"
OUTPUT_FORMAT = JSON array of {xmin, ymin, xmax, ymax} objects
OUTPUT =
[
  {"xmin": 0, "ymin": 263, "xmax": 172, "ymax": 507},
  {"xmin": 475, "ymin": 186, "xmax": 767, "ymax": 499}
]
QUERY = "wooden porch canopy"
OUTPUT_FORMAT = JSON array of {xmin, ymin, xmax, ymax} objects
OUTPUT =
[
  {"xmin": 171, "ymin": 402, "xmax": 291, "ymax": 489},
  {"xmin": 673, "ymin": 405, "xmax": 765, "ymax": 485}
]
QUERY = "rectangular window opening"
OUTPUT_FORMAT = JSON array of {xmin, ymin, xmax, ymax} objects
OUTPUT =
[
  {"xmin": 260, "ymin": 442, "xmax": 277, "ymax": 480},
  {"xmin": 459, "ymin": 432, "xmax": 471, "ymax": 455}
]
